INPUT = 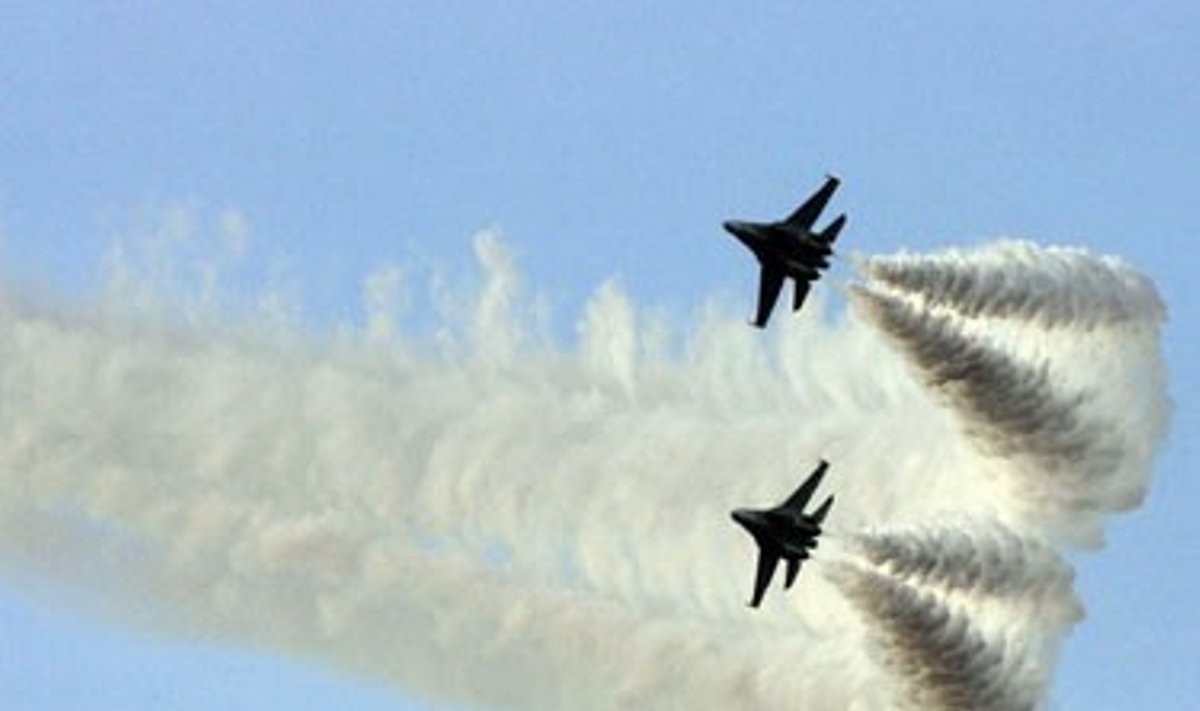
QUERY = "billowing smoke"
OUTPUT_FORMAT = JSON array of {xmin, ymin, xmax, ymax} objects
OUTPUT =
[
  {"xmin": 848, "ymin": 524, "xmax": 1076, "ymax": 602},
  {"xmin": 854, "ymin": 243, "xmax": 1168, "ymax": 542},
  {"xmin": 860, "ymin": 241, "xmax": 1166, "ymax": 329},
  {"xmin": 833, "ymin": 524, "xmax": 1082, "ymax": 710},
  {"xmin": 0, "ymin": 225, "xmax": 1169, "ymax": 710}
]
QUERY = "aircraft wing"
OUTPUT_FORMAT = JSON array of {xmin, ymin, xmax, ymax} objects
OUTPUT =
[
  {"xmin": 754, "ymin": 263, "xmax": 786, "ymax": 328},
  {"xmin": 782, "ymin": 460, "xmax": 829, "ymax": 512},
  {"xmin": 750, "ymin": 548, "xmax": 781, "ymax": 608},
  {"xmin": 784, "ymin": 176, "xmax": 840, "ymax": 231}
]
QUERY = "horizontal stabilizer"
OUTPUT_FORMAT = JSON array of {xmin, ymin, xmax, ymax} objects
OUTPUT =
[
  {"xmin": 811, "ymin": 494, "xmax": 835, "ymax": 524},
  {"xmin": 818, "ymin": 214, "xmax": 846, "ymax": 245},
  {"xmin": 792, "ymin": 280, "xmax": 812, "ymax": 313},
  {"xmin": 784, "ymin": 557, "xmax": 802, "ymax": 589}
]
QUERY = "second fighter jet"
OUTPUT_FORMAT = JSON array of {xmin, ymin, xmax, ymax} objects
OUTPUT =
[{"xmin": 731, "ymin": 459, "xmax": 835, "ymax": 608}]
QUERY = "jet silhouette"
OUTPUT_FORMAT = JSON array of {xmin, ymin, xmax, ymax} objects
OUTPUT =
[
  {"xmin": 731, "ymin": 459, "xmax": 835, "ymax": 608},
  {"xmin": 723, "ymin": 176, "xmax": 846, "ymax": 327}
]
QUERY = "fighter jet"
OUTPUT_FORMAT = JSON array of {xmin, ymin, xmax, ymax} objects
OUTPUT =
[
  {"xmin": 723, "ymin": 175, "xmax": 847, "ymax": 327},
  {"xmin": 731, "ymin": 459, "xmax": 835, "ymax": 608}
]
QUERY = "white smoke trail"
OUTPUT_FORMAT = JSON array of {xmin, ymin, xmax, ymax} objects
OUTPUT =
[
  {"xmin": 830, "ymin": 563, "xmax": 1044, "ymax": 711},
  {"xmin": 0, "ymin": 224, "xmax": 1169, "ymax": 710},
  {"xmin": 852, "ymin": 243, "xmax": 1169, "ymax": 545},
  {"xmin": 859, "ymin": 241, "xmax": 1166, "ymax": 329},
  {"xmin": 848, "ymin": 523, "xmax": 1077, "ymax": 602},
  {"xmin": 834, "ymin": 522, "xmax": 1082, "ymax": 710}
]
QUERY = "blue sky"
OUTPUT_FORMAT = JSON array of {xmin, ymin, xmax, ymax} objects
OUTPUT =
[{"xmin": 0, "ymin": 3, "xmax": 1196, "ymax": 709}]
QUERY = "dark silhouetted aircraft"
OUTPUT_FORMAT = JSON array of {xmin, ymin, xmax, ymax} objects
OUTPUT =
[
  {"xmin": 731, "ymin": 459, "xmax": 835, "ymax": 608},
  {"xmin": 723, "ymin": 176, "xmax": 846, "ymax": 327}
]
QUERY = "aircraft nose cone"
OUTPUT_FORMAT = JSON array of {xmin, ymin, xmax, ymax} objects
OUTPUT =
[
  {"xmin": 731, "ymin": 509, "xmax": 758, "ymax": 529},
  {"xmin": 722, "ymin": 220, "xmax": 744, "ymax": 235}
]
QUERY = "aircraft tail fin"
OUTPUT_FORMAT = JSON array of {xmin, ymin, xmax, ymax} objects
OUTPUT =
[{"xmin": 817, "ymin": 214, "xmax": 846, "ymax": 245}]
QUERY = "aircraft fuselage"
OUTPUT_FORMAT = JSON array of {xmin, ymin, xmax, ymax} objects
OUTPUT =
[
  {"xmin": 723, "ymin": 221, "xmax": 832, "ymax": 275},
  {"xmin": 731, "ymin": 508, "xmax": 822, "ymax": 559}
]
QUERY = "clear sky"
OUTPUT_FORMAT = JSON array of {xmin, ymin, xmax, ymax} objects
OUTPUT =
[{"xmin": 0, "ymin": 2, "xmax": 1196, "ymax": 709}]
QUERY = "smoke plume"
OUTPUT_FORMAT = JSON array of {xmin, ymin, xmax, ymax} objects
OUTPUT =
[
  {"xmin": 0, "ymin": 226, "xmax": 1169, "ymax": 710},
  {"xmin": 860, "ymin": 241, "xmax": 1166, "ymax": 329}
]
